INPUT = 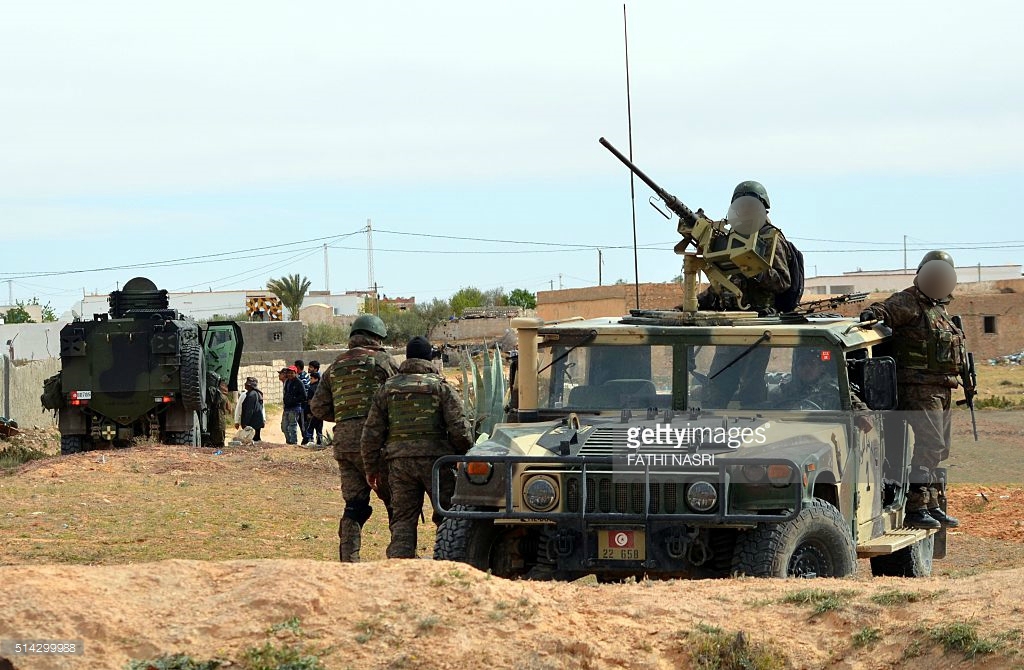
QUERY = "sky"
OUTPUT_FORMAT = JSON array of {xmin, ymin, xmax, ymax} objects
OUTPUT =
[{"xmin": 1, "ymin": 1, "xmax": 1022, "ymax": 316}]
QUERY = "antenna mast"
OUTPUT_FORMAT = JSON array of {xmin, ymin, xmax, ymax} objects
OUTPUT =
[{"xmin": 623, "ymin": 4, "xmax": 640, "ymax": 310}]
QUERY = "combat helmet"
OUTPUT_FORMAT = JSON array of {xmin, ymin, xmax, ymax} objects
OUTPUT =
[
  {"xmin": 731, "ymin": 181, "xmax": 770, "ymax": 210},
  {"xmin": 917, "ymin": 250, "xmax": 955, "ymax": 272},
  {"xmin": 350, "ymin": 314, "xmax": 387, "ymax": 339}
]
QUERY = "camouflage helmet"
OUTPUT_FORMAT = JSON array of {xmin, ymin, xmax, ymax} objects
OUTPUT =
[
  {"xmin": 731, "ymin": 181, "xmax": 770, "ymax": 210},
  {"xmin": 917, "ymin": 250, "xmax": 954, "ymax": 272},
  {"xmin": 350, "ymin": 314, "xmax": 387, "ymax": 339}
]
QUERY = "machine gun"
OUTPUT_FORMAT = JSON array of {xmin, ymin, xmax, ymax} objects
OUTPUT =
[
  {"xmin": 793, "ymin": 292, "xmax": 869, "ymax": 315},
  {"xmin": 599, "ymin": 137, "xmax": 780, "ymax": 311},
  {"xmin": 951, "ymin": 315, "xmax": 979, "ymax": 441}
]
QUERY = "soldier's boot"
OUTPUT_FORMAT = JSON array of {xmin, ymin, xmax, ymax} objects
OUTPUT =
[
  {"xmin": 927, "ymin": 485, "xmax": 960, "ymax": 528},
  {"xmin": 338, "ymin": 518, "xmax": 363, "ymax": 562},
  {"xmin": 904, "ymin": 484, "xmax": 941, "ymax": 530},
  {"xmin": 385, "ymin": 530, "xmax": 418, "ymax": 559}
]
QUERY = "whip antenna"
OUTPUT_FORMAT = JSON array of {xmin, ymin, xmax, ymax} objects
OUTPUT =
[{"xmin": 623, "ymin": 4, "xmax": 640, "ymax": 309}]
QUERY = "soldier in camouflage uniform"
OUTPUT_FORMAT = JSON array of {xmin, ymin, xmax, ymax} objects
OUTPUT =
[
  {"xmin": 862, "ymin": 250, "xmax": 967, "ymax": 530},
  {"xmin": 361, "ymin": 336, "xmax": 474, "ymax": 559},
  {"xmin": 310, "ymin": 314, "xmax": 400, "ymax": 561},
  {"xmin": 768, "ymin": 347, "xmax": 842, "ymax": 410},
  {"xmin": 702, "ymin": 182, "xmax": 793, "ymax": 407}
]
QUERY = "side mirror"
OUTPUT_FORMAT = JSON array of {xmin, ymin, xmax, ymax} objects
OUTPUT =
[{"xmin": 849, "ymin": 357, "xmax": 898, "ymax": 411}]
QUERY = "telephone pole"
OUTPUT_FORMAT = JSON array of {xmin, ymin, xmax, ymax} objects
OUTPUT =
[
  {"xmin": 366, "ymin": 219, "xmax": 375, "ymax": 311},
  {"xmin": 323, "ymin": 243, "xmax": 330, "ymax": 292},
  {"xmin": 598, "ymin": 249, "xmax": 603, "ymax": 286}
]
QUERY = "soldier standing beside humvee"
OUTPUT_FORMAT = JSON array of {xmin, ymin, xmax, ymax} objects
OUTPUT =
[
  {"xmin": 310, "ymin": 314, "xmax": 399, "ymax": 562},
  {"xmin": 360, "ymin": 336, "xmax": 474, "ymax": 559},
  {"xmin": 861, "ymin": 250, "xmax": 968, "ymax": 530}
]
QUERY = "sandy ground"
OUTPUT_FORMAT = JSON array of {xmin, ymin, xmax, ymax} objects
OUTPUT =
[{"xmin": 3, "ymin": 409, "xmax": 1024, "ymax": 669}]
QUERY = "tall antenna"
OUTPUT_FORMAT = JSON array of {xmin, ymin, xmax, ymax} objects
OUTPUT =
[{"xmin": 623, "ymin": 4, "xmax": 640, "ymax": 309}]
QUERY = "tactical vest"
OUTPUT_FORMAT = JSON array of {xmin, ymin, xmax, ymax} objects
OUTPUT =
[
  {"xmin": 330, "ymin": 348, "xmax": 383, "ymax": 422},
  {"xmin": 893, "ymin": 300, "xmax": 965, "ymax": 375},
  {"xmin": 383, "ymin": 373, "xmax": 445, "ymax": 442}
]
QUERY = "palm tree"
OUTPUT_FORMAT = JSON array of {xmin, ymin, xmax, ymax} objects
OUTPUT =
[{"xmin": 266, "ymin": 274, "xmax": 312, "ymax": 321}]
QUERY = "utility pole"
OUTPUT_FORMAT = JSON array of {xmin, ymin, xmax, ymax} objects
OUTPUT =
[
  {"xmin": 598, "ymin": 249, "xmax": 603, "ymax": 286},
  {"xmin": 6, "ymin": 280, "xmax": 11, "ymax": 306},
  {"xmin": 558, "ymin": 273, "xmax": 563, "ymax": 290},
  {"xmin": 323, "ymin": 243, "xmax": 330, "ymax": 293},
  {"xmin": 549, "ymin": 279, "xmax": 554, "ymax": 291},
  {"xmin": 903, "ymin": 235, "xmax": 907, "ymax": 274},
  {"xmin": 366, "ymin": 219, "xmax": 375, "ymax": 303}
]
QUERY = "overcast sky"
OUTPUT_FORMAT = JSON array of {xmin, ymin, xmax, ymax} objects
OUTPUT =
[{"xmin": 2, "ymin": 1, "xmax": 1021, "ymax": 314}]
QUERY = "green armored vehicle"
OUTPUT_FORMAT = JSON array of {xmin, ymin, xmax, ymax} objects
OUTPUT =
[{"xmin": 42, "ymin": 277, "xmax": 243, "ymax": 454}]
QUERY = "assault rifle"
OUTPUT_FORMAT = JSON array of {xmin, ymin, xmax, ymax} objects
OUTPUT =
[
  {"xmin": 793, "ymin": 292, "xmax": 869, "ymax": 315},
  {"xmin": 951, "ymin": 315, "xmax": 979, "ymax": 441}
]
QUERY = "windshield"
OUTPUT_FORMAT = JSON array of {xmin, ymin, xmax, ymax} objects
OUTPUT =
[{"xmin": 536, "ymin": 341, "xmax": 842, "ymax": 412}]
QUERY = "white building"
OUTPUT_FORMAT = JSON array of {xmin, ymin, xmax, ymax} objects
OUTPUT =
[
  {"xmin": 65, "ymin": 288, "xmax": 368, "ymax": 322},
  {"xmin": 805, "ymin": 264, "xmax": 1021, "ymax": 295}
]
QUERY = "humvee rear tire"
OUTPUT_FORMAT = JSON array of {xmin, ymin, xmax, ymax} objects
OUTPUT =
[
  {"xmin": 870, "ymin": 535, "xmax": 934, "ymax": 577},
  {"xmin": 732, "ymin": 499, "xmax": 857, "ymax": 578},
  {"xmin": 434, "ymin": 505, "xmax": 534, "ymax": 579},
  {"xmin": 60, "ymin": 435, "xmax": 89, "ymax": 455}
]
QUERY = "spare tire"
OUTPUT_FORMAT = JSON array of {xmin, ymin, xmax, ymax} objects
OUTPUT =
[{"xmin": 179, "ymin": 330, "xmax": 203, "ymax": 412}]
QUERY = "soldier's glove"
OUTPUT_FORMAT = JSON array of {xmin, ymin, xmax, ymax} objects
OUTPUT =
[
  {"xmin": 366, "ymin": 473, "xmax": 381, "ymax": 493},
  {"xmin": 859, "ymin": 309, "xmax": 876, "ymax": 322}
]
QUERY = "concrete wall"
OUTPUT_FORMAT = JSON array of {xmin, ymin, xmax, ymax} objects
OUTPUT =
[
  {"xmin": 429, "ymin": 317, "xmax": 517, "ymax": 344},
  {"xmin": 1, "ymin": 357, "xmax": 60, "ymax": 426},
  {"xmin": 536, "ymin": 283, "xmax": 691, "ymax": 322},
  {"xmin": 237, "ymin": 321, "xmax": 304, "ymax": 355},
  {"xmin": 0, "ymin": 322, "xmax": 70, "ymax": 361}
]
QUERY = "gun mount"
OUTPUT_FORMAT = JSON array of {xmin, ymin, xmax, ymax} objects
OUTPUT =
[{"xmin": 599, "ymin": 138, "xmax": 779, "ymax": 310}]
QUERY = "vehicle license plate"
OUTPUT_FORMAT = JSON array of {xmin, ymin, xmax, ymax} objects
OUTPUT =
[{"xmin": 597, "ymin": 529, "xmax": 645, "ymax": 561}]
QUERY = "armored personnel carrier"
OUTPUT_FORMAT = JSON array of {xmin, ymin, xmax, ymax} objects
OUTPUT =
[{"xmin": 42, "ymin": 277, "xmax": 243, "ymax": 454}]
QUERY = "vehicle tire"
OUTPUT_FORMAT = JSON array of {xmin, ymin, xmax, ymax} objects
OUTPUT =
[
  {"xmin": 732, "ymin": 498, "xmax": 857, "ymax": 578},
  {"xmin": 60, "ymin": 435, "xmax": 88, "ymax": 455},
  {"xmin": 179, "ymin": 334, "xmax": 203, "ymax": 412},
  {"xmin": 870, "ymin": 535, "xmax": 934, "ymax": 577},
  {"xmin": 164, "ymin": 412, "xmax": 202, "ymax": 447},
  {"xmin": 434, "ymin": 505, "xmax": 533, "ymax": 579}
]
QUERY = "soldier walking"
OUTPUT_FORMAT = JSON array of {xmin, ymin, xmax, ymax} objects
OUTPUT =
[
  {"xmin": 360, "ymin": 336, "xmax": 474, "ymax": 559},
  {"xmin": 310, "ymin": 315, "xmax": 399, "ymax": 562},
  {"xmin": 861, "ymin": 250, "xmax": 967, "ymax": 530}
]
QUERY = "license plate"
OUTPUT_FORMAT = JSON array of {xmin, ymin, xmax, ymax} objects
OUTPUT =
[
  {"xmin": 597, "ymin": 529, "xmax": 645, "ymax": 561},
  {"xmin": 76, "ymin": 391, "xmax": 92, "ymax": 400}
]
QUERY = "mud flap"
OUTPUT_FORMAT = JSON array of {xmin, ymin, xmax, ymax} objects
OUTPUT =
[{"xmin": 933, "ymin": 467, "xmax": 948, "ymax": 559}]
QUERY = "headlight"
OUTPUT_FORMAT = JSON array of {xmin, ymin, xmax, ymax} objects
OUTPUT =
[
  {"xmin": 741, "ymin": 464, "xmax": 767, "ymax": 482},
  {"xmin": 523, "ymin": 475, "xmax": 559, "ymax": 512},
  {"xmin": 767, "ymin": 464, "xmax": 794, "ymax": 487},
  {"xmin": 686, "ymin": 481, "xmax": 718, "ymax": 512}
]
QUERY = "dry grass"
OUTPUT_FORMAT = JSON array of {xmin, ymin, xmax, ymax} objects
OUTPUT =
[{"xmin": 0, "ymin": 438, "xmax": 435, "ymax": 565}]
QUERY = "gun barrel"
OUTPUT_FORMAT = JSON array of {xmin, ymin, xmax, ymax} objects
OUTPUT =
[{"xmin": 599, "ymin": 137, "xmax": 697, "ymax": 224}]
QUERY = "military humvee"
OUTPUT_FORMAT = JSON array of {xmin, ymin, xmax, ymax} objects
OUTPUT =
[
  {"xmin": 42, "ymin": 277, "xmax": 243, "ymax": 454},
  {"xmin": 433, "ymin": 310, "xmax": 943, "ymax": 579}
]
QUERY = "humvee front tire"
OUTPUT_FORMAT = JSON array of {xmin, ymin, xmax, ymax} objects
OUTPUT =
[
  {"xmin": 733, "ymin": 499, "xmax": 857, "ymax": 578},
  {"xmin": 434, "ymin": 505, "xmax": 534, "ymax": 579},
  {"xmin": 870, "ymin": 535, "xmax": 934, "ymax": 577}
]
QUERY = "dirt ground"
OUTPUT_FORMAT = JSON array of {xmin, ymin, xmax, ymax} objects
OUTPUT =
[{"xmin": 3, "ymin": 406, "xmax": 1024, "ymax": 669}]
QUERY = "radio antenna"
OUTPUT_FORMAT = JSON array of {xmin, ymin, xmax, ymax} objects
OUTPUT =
[{"xmin": 623, "ymin": 4, "xmax": 640, "ymax": 310}]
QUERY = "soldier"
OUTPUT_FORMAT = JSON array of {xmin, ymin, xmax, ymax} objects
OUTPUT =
[
  {"xmin": 702, "ymin": 181, "xmax": 795, "ymax": 407},
  {"xmin": 205, "ymin": 372, "xmax": 230, "ymax": 447},
  {"xmin": 768, "ymin": 347, "xmax": 842, "ymax": 410},
  {"xmin": 360, "ymin": 336, "xmax": 474, "ymax": 559},
  {"xmin": 310, "ymin": 314, "xmax": 400, "ymax": 562},
  {"xmin": 860, "ymin": 250, "xmax": 966, "ymax": 530},
  {"xmin": 698, "ymin": 181, "xmax": 793, "ymax": 314}
]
